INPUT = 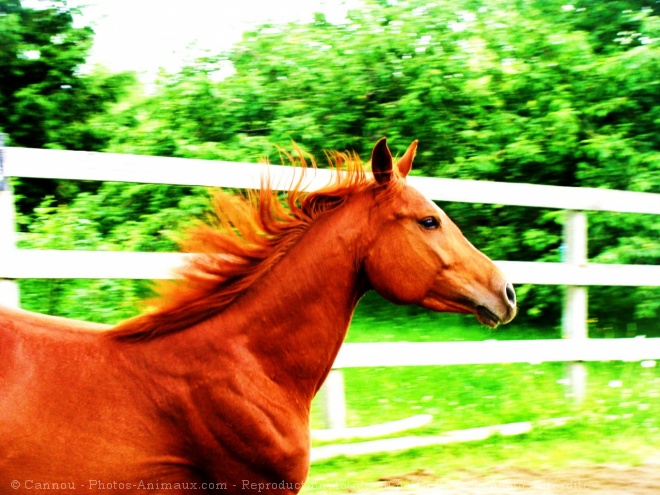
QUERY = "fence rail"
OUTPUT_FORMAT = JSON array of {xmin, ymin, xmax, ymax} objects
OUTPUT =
[
  {"xmin": 5, "ymin": 147, "xmax": 660, "ymax": 213},
  {"xmin": 1, "ymin": 146, "xmax": 659, "ymax": 429},
  {"xmin": 3, "ymin": 250, "xmax": 660, "ymax": 287},
  {"xmin": 334, "ymin": 339, "xmax": 660, "ymax": 368}
]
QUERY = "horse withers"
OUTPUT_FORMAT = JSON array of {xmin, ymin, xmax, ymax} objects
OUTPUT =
[{"xmin": 0, "ymin": 138, "xmax": 516, "ymax": 494}]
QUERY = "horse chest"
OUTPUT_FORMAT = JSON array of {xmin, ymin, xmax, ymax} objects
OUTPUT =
[{"xmin": 180, "ymin": 372, "xmax": 311, "ymax": 493}]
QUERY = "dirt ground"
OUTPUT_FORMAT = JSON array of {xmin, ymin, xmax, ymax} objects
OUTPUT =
[{"xmin": 373, "ymin": 462, "xmax": 660, "ymax": 494}]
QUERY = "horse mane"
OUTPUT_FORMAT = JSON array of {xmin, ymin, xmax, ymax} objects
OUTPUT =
[{"xmin": 108, "ymin": 148, "xmax": 384, "ymax": 342}]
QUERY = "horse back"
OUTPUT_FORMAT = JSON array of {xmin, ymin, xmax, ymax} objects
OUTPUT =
[
  {"xmin": 0, "ymin": 305, "xmax": 110, "ymax": 335},
  {"xmin": 0, "ymin": 305, "xmax": 102, "ymax": 371},
  {"xmin": 0, "ymin": 306, "xmax": 194, "ymax": 489}
]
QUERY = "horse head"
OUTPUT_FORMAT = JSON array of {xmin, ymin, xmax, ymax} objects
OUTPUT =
[{"xmin": 363, "ymin": 138, "xmax": 517, "ymax": 327}]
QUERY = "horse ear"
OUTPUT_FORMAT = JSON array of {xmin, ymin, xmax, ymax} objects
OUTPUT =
[
  {"xmin": 395, "ymin": 140, "xmax": 418, "ymax": 178},
  {"xmin": 371, "ymin": 137, "xmax": 393, "ymax": 185}
]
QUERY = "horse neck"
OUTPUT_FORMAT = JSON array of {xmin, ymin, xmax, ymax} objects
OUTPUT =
[
  {"xmin": 157, "ymin": 195, "xmax": 371, "ymax": 403},
  {"xmin": 233, "ymin": 201, "xmax": 370, "ymax": 398}
]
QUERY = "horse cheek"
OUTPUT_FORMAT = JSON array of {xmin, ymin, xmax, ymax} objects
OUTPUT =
[{"xmin": 364, "ymin": 243, "xmax": 431, "ymax": 305}]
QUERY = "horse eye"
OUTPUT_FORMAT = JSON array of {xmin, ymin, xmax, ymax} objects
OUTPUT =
[{"xmin": 419, "ymin": 216, "xmax": 440, "ymax": 230}]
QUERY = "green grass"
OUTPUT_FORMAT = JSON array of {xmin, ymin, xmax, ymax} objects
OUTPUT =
[
  {"xmin": 304, "ymin": 294, "xmax": 660, "ymax": 493},
  {"xmin": 310, "ymin": 361, "xmax": 660, "ymax": 441}
]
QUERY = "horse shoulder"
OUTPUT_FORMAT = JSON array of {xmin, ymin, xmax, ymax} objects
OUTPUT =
[{"xmin": 169, "ymin": 346, "xmax": 311, "ymax": 490}]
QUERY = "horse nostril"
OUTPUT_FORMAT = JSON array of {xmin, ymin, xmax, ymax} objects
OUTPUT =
[{"xmin": 504, "ymin": 283, "xmax": 516, "ymax": 308}]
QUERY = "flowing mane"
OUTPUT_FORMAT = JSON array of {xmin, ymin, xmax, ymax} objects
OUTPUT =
[{"xmin": 109, "ymin": 149, "xmax": 381, "ymax": 341}]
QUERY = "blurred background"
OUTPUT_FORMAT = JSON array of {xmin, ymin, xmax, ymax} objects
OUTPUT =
[{"xmin": 1, "ymin": 0, "xmax": 659, "ymax": 490}]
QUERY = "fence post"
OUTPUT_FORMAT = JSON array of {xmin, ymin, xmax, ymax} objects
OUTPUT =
[
  {"xmin": 0, "ymin": 135, "xmax": 20, "ymax": 308},
  {"xmin": 562, "ymin": 210, "xmax": 588, "ymax": 402},
  {"xmin": 317, "ymin": 369, "xmax": 347, "ymax": 430}
]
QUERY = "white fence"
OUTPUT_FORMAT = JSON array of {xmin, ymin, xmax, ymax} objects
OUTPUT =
[{"xmin": 1, "ymin": 146, "xmax": 660, "ymax": 429}]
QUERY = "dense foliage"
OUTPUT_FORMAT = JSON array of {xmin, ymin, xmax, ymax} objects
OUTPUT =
[
  {"xmin": 0, "ymin": 0, "xmax": 135, "ymax": 212},
  {"xmin": 0, "ymin": 0, "xmax": 135, "ymax": 150},
  {"xmin": 6, "ymin": 0, "xmax": 660, "ymax": 331}
]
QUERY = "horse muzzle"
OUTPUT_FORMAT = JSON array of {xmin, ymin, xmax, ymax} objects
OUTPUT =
[{"xmin": 475, "ymin": 282, "xmax": 517, "ymax": 328}]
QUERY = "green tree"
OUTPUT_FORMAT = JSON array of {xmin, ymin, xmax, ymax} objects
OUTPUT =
[
  {"xmin": 19, "ymin": 0, "xmax": 660, "ymax": 329},
  {"xmin": 0, "ymin": 0, "xmax": 135, "ymax": 150},
  {"xmin": 1, "ymin": 0, "xmax": 137, "ymax": 215}
]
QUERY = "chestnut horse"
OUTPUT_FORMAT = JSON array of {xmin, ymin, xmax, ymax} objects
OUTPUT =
[{"xmin": 0, "ymin": 138, "xmax": 516, "ymax": 494}]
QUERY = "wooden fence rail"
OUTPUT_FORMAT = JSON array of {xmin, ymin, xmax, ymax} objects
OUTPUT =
[{"xmin": 1, "ymin": 146, "xmax": 659, "ymax": 429}]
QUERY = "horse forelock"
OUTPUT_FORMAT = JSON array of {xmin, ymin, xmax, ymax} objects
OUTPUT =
[{"xmin": 108, "ymin": 149, "xmax": 386, "ymax": 342}]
